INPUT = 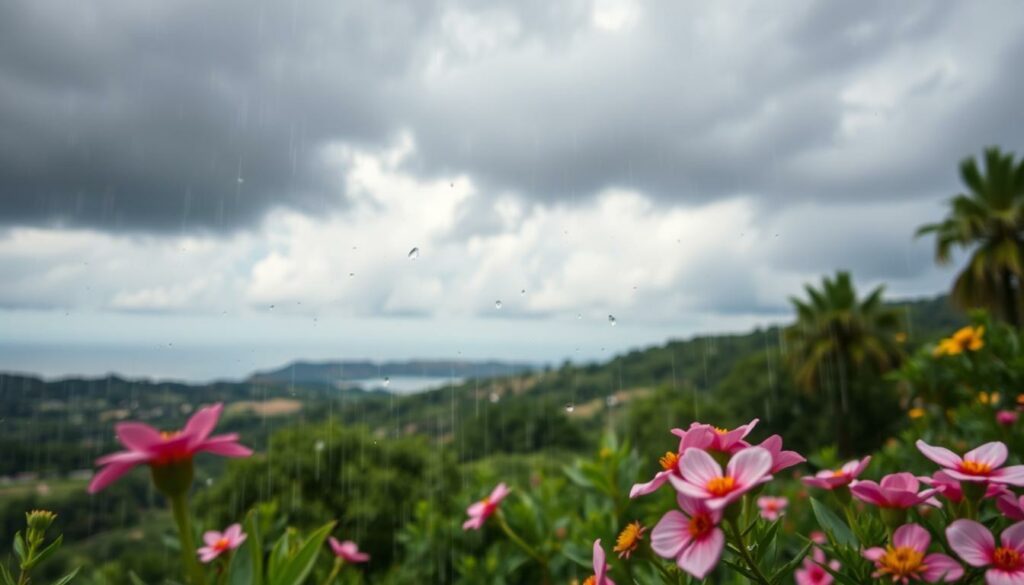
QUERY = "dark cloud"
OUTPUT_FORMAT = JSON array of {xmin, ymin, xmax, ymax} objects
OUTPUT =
[{"xmin": 0, "ymin": 0, "xmax": 1022, "ymax": 232}]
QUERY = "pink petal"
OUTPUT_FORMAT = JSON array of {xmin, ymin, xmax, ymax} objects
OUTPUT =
[
  {"xmin": 677, "ymin": 493, "xmax": 719, "ymax": 521},
  {"xmin": 881, "ymin": 472, "xmax": 920, "ymax": 492},
  {"xmin": 922, "ymin": 553, "xmax": 963, "ymax": 582},
  {"xmin": 490, "ymin": 482, "xmax": 510, "ymax": 504},
  {"xmin": 651, "ymin": 510, "xmax": 692, "ymax": 559},
  {"xmin": 677, "ymin": 528, "xmax": 724, "ymax": 579},
  {"xmin": 223, "ymin": 523, "xmax": 243, "ymax": 541},
  {"xmin": 843, "ymin": 456, "xmax": 872, "ymax": 477},
  {"xmin": 203, "ymin": 531, "xmax": 224, "ymax": 546},
  {"xmin": 916, "ymin": 440, "xmax": 962, "ymax": 469},
  {"xmin": 87, "ymin": 462, "xmax": 139, "ymax": 493},
  {"xmin": 96, "ymin": 450, "xmax": 152, "ymax": 466},
  {"xmin": 893, "ymin": 523, "xmax": 930, "ymax": 553},
  {"xmin": 999, "ymin": 495, "xmax": 1024, "ymax": 521},
  {"xmin": 630, "ymin": 471, "xmax": 669, "ymax": 498},
  {"xmin": 196, "ymin": 436, "xmax": 253, "ymax": 458},
  {"xmin": 680, "ymin": 427, "xmax": 714, "ymax": 450},
  {"xmin": 850, "ymin": 481, "xmax": 888, "ymax": 506},
  {"xmin": 986, "ymin": 569, "xmax": 1024, "ymax": 585},
  {"xmin": 462, "ymin": 516, "xmax": 483, "ymax": 531},
  {"xmin": 947, "ymin": 519, "xmax": 995, "ymax": 567},
  {"xmin": 183, "ymin": 403, "xmax": 223, "ymax": 447},
  {"xmin": 115, "ymin": 422, "xmax": 163, "ymax": 451},
  {"xmin": 669, "ymin": 474, "xmax": 712, "ymax": 499},
  {"xmin": 863, "ymin": 547, "xmax": 886, "ymax": 561},
  {"xmin": 592, "ymin": 539, "xmax": 607, "ymax": 580},
  {"xmin": 198, "ymin": 547, "xmax": 220, "ymax": 563},
  {"xmin": 1001, "ymin": 521, "xmax": 1024, "ymax": 552},
  {"xmin": 466, "ymin": 502, "xmax": 486, "ymax": 517},
  {"xmin": 726, "ymin": 447, "xmax": 772, "ymax": 488},
  {"xmin": 990, "ymin": 466, "xmax": 1024, "ymax": 486},
  {"xmin": 964, "ymin": 442, "xmax": 1008, "ymax": 469},
  {"xmin": 679, "ymin": 448, "xmax": 722, "ymax": 486}
]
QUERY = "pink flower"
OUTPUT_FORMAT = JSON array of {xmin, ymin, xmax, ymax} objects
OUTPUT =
[
  {"xmin": 801, "ymin": 457, "xmax": 871, "ymax": 490},
  {"xmin": 670, "ymin": 419, "xmax": 759, "ymax": 455},
  {"xmin": 585, "ymin": 539, "xmax": 616, "ymax": 585},
  {"xmin": 795, "ymin": 548, "xmax": 839, "ymax": 585},
  {"xmin": 947, "ymin": 519, "xmax": 1024, "ymax": 583},
  {"xmin": 651, "ymin": 494, "xmax": 724, "ymax": 579},
  {"xmin": 997, "ymin": 410, "xmax": 1019, "ymax": 426},
  {"xmin": 630, "ymin": 424, "xmax": 741, "ymax": 498},
  {"xmin": 329, "ymin": 537, "xmax": 370, "ymax": 563},
  {"xmin": 197, "ymin": 523, "xmax": 246, "ymax": 563},
  {"xmin": 921, "ymin": 471, "xmax": 1007, "ymax": 505},
  {"xmin": 757, "ymin": 496, "xmax": 788, "ymax": 521},
  {"xmin": 670, "ymin": 446, "xmax": 773, "ymax": 510},
  {"xmin": 998, "ymin": 494, "xmax": 1024, "ymax": 521},
  {"xmin": 462, "ymin": 483, "xmax": 509, "ymax": 530},
  {"xmin": 758, "ymin": 435, "xmax": 806, "ymax": 473},
  {"xmin": 863, "ymin": 523, "xmax": 962, "ymax": 582},
  {"xmin": 916, "ymin": 440, "xmax": 1024, "ymax": 485},
  {"xmin": 89, "ymin": 403, "xmax": 252, "ymax": 493},
  {"xmin": 851, "ymin": 473, "xmax": 937, "ymax": 509}
]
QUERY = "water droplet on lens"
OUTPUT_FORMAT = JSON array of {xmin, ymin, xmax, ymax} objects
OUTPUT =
[
  {"xmin": 489, "ymin": 392, "xmax": 500, "ymax": 403},
  {"xmin": 576, "ymin": 313, "xmax": 582, "ymax": 320},
  {"xmin": 408, "ymin": 247, "xmax": 420, "ymax": 260},
  {"xmin": 383, "ymin": 376, "xmax": 390, "ymax": 386},
  {"xmin": 205, "ymin": 478, "xmax": 214, "ymax": 486},
  {"xmin": 608, "ymin": 314, "xmax": 617, "ymax": 326},
  {"xmin": 314, "ymin": 439, "xmax": 325, "ymax": 452},
  {"xmin": 564, "ymin": 403, "xmax": 575, "ymax": 413},
  {"xmin": 495, "ymin": 300, "xmax": 502, "ymax": 309},
  {"xmin": 520, "ymin": 288, "xmax": 526, "ymax": 295},
  {"xmin": 269, "ymin": 304, "xmax": 275, "ymax": 310},
  {"xmin": 237, "ymin": 177, "xmax": 244, "ymax": 184},
  {"xmin": 349, "ymin": 272, "xmax": 355, "ymax": 277},
  {"xmin": 606, "ymin": 395, "xmax": 619, "ymax": 407}
]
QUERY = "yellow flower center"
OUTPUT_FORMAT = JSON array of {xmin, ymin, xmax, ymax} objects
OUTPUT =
[
  {"xmin": 877, "ymin": 545, "xmax": 925, "ymax": 578},
  {"xmin": 713, "ymin": 426, "xmax": 729, "ymax": 435},
  {"xmin": 582, "ymin": 577, "xmax": 597, "ymax": 585},
  {"xmin": 214, "ymin": 538, "xmax": 230, "ymax": 552},
  {"xmin": 830, "ymin": 469, "xmax": 847, "ymax": 478},
  {"xmin": 613, "ymin": 522, "xmax": 644, "ymax": 556},
  {"xmin": 687, "ymin": 512, "xmax": 713, "ymax": 538},
  {"xmin": 659, "ymin": 451, "xmax": 679, "ymax": 472},
  {"xmin": 994, "ymin": 547, "xmax": 1021, "ymax": 571},
  {"xmin": 706, "ymin": 476, "xmax": 735, "ymax": 497},
  {"xmin": 160, "ymin": 431, "xmax": 180, "ymax": 440},
  {"xmin": 959, "ymin": 460, "xmax": 992, "ymax": 475}
]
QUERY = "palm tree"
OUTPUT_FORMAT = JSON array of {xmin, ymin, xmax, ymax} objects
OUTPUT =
[
  {"xmin": 917, "ymin": 147, "xmax": 1024, "ymax": 327},
  {"xmin": 786, "ymin": 271, "xmax": 902, "ymax": 455}
]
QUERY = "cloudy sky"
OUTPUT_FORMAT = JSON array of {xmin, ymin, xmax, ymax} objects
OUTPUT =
[{"xmin": 1, "ymin": 0, "xmax": 1022, "ymax": 381}]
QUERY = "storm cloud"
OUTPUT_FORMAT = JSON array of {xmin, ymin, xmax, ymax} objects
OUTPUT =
[{"xmin": 2, "ymin": 0, "xmax": 1023, "ymax": 232}]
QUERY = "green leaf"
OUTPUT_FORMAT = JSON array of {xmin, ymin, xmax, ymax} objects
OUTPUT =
[
  {"xmin": 241, "ymin": 510, "xmax": 264, "ymax": 585},
  {"xmin": 12, "ymin": 532, "xmax": 25, "ymax": 562},
  {"xmin": 810, "ymin": 498, "xmax": 858, "ymax": 548},
  {"xmin": 0, "ymin": 563, "xmax": 16, "ymax": 585},
  {"xmin": 267, "ymin": 529, "xmax": 291, "ymax": 584},
  {"xmin": 26, "ymin": 535, "xmax": 62, "ymax": 570},
  {"xmin": 769, "ymin": 540, "xmax": 812, "ymax": 585},
  {"xmin": 268, "ymin": 521, "xmax": 335, "ymax": 585},
  {"xmin": 127, "ymin": 571, "xmax": 147, "ymax": 585},
  {"xmin": 50, "ymin": 567, "xmax": 80, "ymax": 585},
  {"xmin": 561, "ymin": 465, "xmax": 593, "ymax": 489}
]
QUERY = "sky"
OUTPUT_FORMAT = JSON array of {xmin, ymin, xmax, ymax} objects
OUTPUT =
[{"xmin": 1, "ymin": 0, "xmax": 1023, "ymax": 381}]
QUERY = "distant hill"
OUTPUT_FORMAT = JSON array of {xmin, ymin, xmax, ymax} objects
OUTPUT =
[{"xmin": 246, "ymin": 359, "xmax": 537, "ymax": 386}]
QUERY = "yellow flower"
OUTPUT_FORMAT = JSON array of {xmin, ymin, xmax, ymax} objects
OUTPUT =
[
  {"xmin": 908, "ymin": 407, "xmax": 926, "ymax": 419},
  {"xmin": 894, "ymin": 332, "xmax": 907, "ymax": 343},
  {"xmin": 935, "ymin": 325, "xmax": 985, "ymax": 357},
  {"xmin": 1017, "ymin": 393, "xmax": 1024, "ymax": 406},
  {"xmin": 979, "ymin": 391, "xmax": 991, "ymax": 405},
  {"xmin": 599, "ymin": 447, "xmax": 613, "ymax": 460},
  {"xmin": 613, "ymin": 521, "xmax": 646, "ymax": 559}
]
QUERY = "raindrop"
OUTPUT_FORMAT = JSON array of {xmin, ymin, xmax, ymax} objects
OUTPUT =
[
  {"xmin": 205, "ymin": 478, "xmax": 214, "ymax": 487},
  {"xmin": 383, "ymin": 376, "xmax": 390, "ymax": 387},
  {"xmin": 576, "ymin": 313, "xmax": 582, "ymax": 320},
  {"xmin": 408, "ymin": 247, "xmax": 420, "ymax": 260},
  {"xmin": 606, "ymin": 395, "xmax": 619, "ymax": 407},
  {"xmin": 489, "ymin": 392, "xmax": 500, "ymax": 403},
  {"xmin": 564, "ymin": 403, "xmax": 575, "ymax": 413},
  {"xmin": 237, "ymin": 177, "xmax": 244, "ymax": 184},
  {"xmin": 314, "ymin": 439, "xmax": 325, "ymax": 452},
  {"xmin": 520, "ymin": 288, "xmax": 526, "ymax": 295},
  {"xmin": 608, "ymin": 314, "xmax": 617, "ymax": 326},
  {"xmin": 349, "ymin": 272, "xmax": 355, "ymax": 277},
  {"xmin": 269, "ymin": 304, "xmax": 275, "ymax": 310},
  {"xmin": 495, "ymin": 300, "xmax": 502, "ymax": 309}
]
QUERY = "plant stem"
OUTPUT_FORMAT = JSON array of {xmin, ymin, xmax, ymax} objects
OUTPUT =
[
  {"xmin": 726, "ymin": 519, "xmax": 770, "ymax": 585},
  {"xmin": 495, "ymin": 512, "xmax": 549, "ymax": 583},
  {"xmin": 169, "ymin": 491, "xmax": 206, "ymax": 585},
  {"xmin": 322, "ymin": 558, "xmax": 343, "ymax": 585}
]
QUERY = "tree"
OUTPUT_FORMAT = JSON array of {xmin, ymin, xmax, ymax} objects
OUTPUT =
[
  {"xmin": 785, "ymin": 272, "xmax": 902, "ymax": 455},
  {"xmin": 917, "ymin": 147, "xmax": 1024, "ymax": 327}
]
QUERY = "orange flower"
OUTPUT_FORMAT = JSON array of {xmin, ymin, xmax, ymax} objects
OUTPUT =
[{"xmin": 613, "ymin": 521, "xmax": 646, "ymax": 559}]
